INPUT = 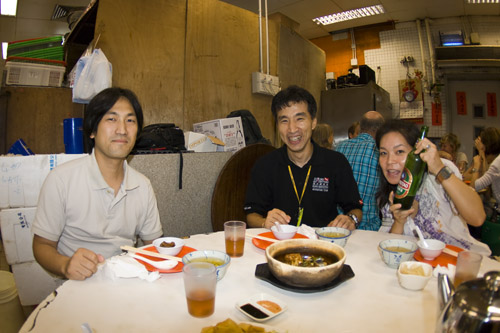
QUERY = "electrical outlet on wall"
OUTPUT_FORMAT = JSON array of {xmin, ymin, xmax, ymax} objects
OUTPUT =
[{"xmin": 252, "ymin": 72, "xmax": 280, "ymax": 96}]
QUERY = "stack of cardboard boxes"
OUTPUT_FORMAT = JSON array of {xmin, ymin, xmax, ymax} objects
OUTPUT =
[{"xmin": 0, "ymin": 154, "xmax": 85, "ymax": 305}]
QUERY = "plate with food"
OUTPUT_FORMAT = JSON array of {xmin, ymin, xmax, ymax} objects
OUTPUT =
[
  {"xmin": 414, "ymin": 244, "xmax": 464, "ymax": 267},
  {"xmin": 134, "ymin": 245, "xmax": 196, "ymax": 273},
  {"xmin": 202, "ymin": 318, "xmax": 284, "ymax": 333},
  {"xmin": 252, "ymin": 231, "xmax": 308, "ymax": 250},
  {"xmin": 236, "ymin": 293, "xmax": 287, "ymax": 322}
]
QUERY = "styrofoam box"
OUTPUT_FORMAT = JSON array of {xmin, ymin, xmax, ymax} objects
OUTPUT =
[
  {"xmin": 0, "ymin": 154, "xmax": 87, "ymax": 209},
  {"xmin": 11, "ymin": 261, "xmax": 63, "ymax": 305},
  {"xmin": 0, "ymin": 207, "xmax": 36, "ymax": 264},
  {"xmin": 184, "ymin": 131, "xmax": 225, "ymax": 152},
  {"xmin": 5, "ymin": 61, "xmax": 66, "ymax": 87},
  {"xmin": 193, "ymin": 117, "xmax": 246, "ymax": 152}
]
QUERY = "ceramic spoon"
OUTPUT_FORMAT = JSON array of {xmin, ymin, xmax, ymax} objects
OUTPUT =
[
  {"xmin": 414, "ymin": 224, "xmax": 430, "ymax": 248},
  {"xmin": 130, "ymin": 254, "xmax": 178, "ymax": 270},
  {"xmin": 274, "ymin": 221, "xmax": 283, "ymax": 232}
]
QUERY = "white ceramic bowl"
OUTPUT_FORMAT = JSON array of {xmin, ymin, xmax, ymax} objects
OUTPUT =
[
  {"xmin": 182, "ymin": 250, "xmax": 231, "ymax": 281},
  {"xmin": 378, "ymin": 239, "xmax": 418, "ymax": 269},
  {"xmin": 315, "ymin": 227, "xmax": 351, "ymax": 248},
  {"xmin": 417, "ymin": 239, "xmax": 446, "ymax": 261},
  {"xmin": 271, "ymin": 224, "xmax": 297, "ymax": 240},
  {"xmin": 397, "ymin": 261, "xmax": 433, "ymax": 291},
  {"xmin": 152, "ymin": 237, "xmax": 185, "ymax": 256}
]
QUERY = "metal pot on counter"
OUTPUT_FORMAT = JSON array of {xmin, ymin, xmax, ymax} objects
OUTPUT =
[{"xmin": 437, "ymin": 271, "xmax": 500, "ymax": 332}]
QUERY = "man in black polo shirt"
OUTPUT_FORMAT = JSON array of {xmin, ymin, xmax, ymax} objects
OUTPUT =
[{"xmin": 244, "ymin": 85, "xmax": 363, "ymax": 230}]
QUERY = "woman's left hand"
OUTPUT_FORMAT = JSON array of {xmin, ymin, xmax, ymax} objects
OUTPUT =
[{"xmin": 415, "ymin": 138, "xmax": 444, "ymax": 175}]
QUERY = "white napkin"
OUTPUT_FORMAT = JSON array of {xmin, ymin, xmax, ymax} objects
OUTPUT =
[
  {"xmin": 298, "ymin": 224, "xmax": 318, "ymax": 239},
  {"xmin": 103, "ymin": 255, "xmax": 160, "ymax": 282},
  {"xmin": 433, "ymin": 264, "xmax": 456, "ymax": 279}
]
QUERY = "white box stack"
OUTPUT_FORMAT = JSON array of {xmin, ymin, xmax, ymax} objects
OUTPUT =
[
  {"xmin": 193, "ymin": 117, "xmax": 245, "ymax": 152},
  {"xmin": 5, "ymin": 61, "xmax": 65, "ymax": 87}
]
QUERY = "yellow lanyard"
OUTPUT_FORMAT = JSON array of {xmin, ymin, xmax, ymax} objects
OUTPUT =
[{"xmin": 288, "ymin": 165, "xmax": 312, "ymax": 226}]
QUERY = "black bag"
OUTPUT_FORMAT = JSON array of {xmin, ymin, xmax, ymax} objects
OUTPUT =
[
  {"xmin": 133, "ymin": 123, "xmax": 185, "ymax": 152},
  {"xmin": 226, "ymin": 110, "xmax": 271, "ymax": 145}
]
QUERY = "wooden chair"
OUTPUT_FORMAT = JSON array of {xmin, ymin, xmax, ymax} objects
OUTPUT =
[{"xmin": 211, "ymin": 143, "xmax": 276, "ymax": 231}]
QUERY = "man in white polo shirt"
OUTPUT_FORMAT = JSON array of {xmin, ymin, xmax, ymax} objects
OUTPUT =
[{"xmin": 32, "ymin": 88, "xmax": 163, "ymax": 281}]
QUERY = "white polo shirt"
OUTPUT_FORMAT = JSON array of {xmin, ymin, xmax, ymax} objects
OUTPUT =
[{"xmin": 33, "ymin": 151, "xmax": 163, "ymax": 259}]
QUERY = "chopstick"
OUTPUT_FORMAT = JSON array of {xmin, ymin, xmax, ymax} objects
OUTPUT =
[
  {"xmin": 120, "ymin": 245, "xmax": 182, "ymax": 262},
  {"xmin": 245, "ymin": 234, "xmax": 278, "ymax": 243},
  {"xmin": 442, "ymin": 247, "xmax": 459, "ymax": 257}
]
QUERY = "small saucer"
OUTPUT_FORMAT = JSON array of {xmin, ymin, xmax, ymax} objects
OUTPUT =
[{"xmin": 255, "ymin": 263, "xmax": 354, "ymax": 293}]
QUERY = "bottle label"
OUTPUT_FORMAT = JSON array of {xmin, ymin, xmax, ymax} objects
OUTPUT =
[{"xmin": 395, "ymin": 168, "xmax": 413, "ymax": 199}]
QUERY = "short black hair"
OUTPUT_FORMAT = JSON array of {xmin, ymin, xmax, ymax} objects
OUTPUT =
[
  {"xmin": 271, "ymin": 85, "xmax": 317, "ymax": 120},
  {"xmin": 83, "ymin": 87, "xmax": 144, "ymax": 152}
]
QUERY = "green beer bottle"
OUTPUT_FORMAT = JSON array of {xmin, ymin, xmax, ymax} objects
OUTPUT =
[{"xmin": 394, "ymin": 125, "xmax": 429, "ymax": 210}]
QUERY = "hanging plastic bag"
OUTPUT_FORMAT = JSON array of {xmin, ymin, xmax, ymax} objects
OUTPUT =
[{"xmin": 72, "ymin": 48, "xmax": 112, "ymax": 104}]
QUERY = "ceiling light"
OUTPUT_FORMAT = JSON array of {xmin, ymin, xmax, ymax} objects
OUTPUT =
[
  {"xmin": 313, "ymin": 5, "xmax": 385, "ymax": 25},
  {"xmin": 467, "ymin": 0, "xmax": 499, "ymax": 3},
  {"xmin": 1, "ymin": 0, "xmax": 18, "ymax": 16}
]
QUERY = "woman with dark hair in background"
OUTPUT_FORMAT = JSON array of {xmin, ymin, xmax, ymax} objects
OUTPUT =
[
  {"xmin": 469, "ymin": 127, "xmax": 500, "ymax": 210},
  {"xmin": 312, "ymin": 123, "xmax": 334, "ymax": 149},
  {"xmin": 376, "ymin": 119, "xmax": 490, "ymax": 255}
]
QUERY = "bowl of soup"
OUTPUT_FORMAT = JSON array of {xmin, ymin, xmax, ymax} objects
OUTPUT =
[
  {"xmin": 182, "ymin": 250, "xmax": 231, "ymax": 281},
  {"xmin": 265, "ymin": 239, "xmax": 346, "ymax": 288},
  {"xmin": 378, "ymin": 239, "xmax": 418, "ymax": 269},
  {"xmin": 316, "ymin": 227, "xmax": 351, "ymax": 247}
]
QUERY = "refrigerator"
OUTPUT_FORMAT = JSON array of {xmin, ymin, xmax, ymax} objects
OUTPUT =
[{"xmin": 320, "ymin": 81, "xmax": 392, "ymax": 144}]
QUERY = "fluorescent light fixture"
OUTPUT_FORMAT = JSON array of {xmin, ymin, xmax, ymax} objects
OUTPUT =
[
  {"xmin": 467, "ymin": 0, "xmax": 499, "ymax": 3},
  {"xmin": 2, "ymin": 43, "xmax": 8, "ymax": 59},
  {"xmin": 1, "ymin": 0, "xmax": 18, "ymax": 16},
  {"xmin": 313, "ymin": 5, "xmax": 385, "ymax": 25}
]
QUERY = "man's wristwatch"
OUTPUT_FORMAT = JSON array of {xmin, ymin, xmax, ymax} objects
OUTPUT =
[
  {"xmin": 347, "ymin": 213, "xmax": 359, "ymax": 229},
  {"xmin": 436, "ymin": 166, "xmax": 453, "ymax": 184}
]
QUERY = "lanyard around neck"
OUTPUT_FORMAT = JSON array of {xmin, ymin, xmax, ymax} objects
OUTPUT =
[{"xmin": 288, "ymin": 165, "xmax": 312, "ymax": 207}]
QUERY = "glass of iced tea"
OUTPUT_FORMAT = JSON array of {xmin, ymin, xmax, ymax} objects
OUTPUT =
[
  {"xmin": 224, "ymin": 221, "xmax": 246, "ymax": 257},
  {"xmin": 183, "ymin": 262, "xmax": 217, "ymax": 318},
  {"xmin": 454, "ymin": 251, "xmax": 482, "ymax": 288}
]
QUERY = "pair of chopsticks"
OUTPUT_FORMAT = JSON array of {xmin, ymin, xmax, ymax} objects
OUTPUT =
[
  {"xmin": 120, "ymin": 245, "xmax": 182, "ymax": 262},
  {"xmin": 442, "ymin": 247, "xmax": 459, "ymax": 257},
  {"xmin": 245, "ymin": 234, "xmax": 278, "ymax": 243}
]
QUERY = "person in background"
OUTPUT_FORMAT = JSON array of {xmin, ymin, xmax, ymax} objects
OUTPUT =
[
  {"xmin": 336, "ymin": 111, "xmax": 385, "ymax": 231},
  {"xmin": 348, "ymin": 121, "xmax": 360, "ymax": 139},
  {"xmin": 312, "ymin": 123, "xmax": 334, "ymax": 149},
  {"xmin": 469, "ymin": 127, "xmax": 500, "ymax": 208},
  {"xmin": 32, "ymin": 88, "xmax": 163, "ymax": 280},
  {"xmin": 439, "ymin": 133, "xmax": 468, "ymax": 173},
  {"xmin": 244, "ymin": 85, "xmax": 362, "ymax": 230},
  {"xmin": 376, "ymin": 119, "xmax": 490, "ymax": 255}
]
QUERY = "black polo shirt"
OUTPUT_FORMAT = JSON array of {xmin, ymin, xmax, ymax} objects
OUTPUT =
[{"xmin": 244, "ymin": 142, "xmax": 362, "ymax": 227}]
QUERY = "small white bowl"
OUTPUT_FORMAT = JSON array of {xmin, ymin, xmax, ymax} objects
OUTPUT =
[
  {"xmin": 315, "ymin": 227, "xmax": 351, "ymax": 248},
  {"xmin": 271, "ymin": 224, "xmax": 297, "ymax": 240},
  {"xmin": 378, "ymin": 239, "xmax": 418, "ymax": 269},
  {"xmin": 417, "ymin": 239, "xmax": 446, "ymax": 261},
  {"xmin": 182, "ymin": 250, "xmax": 231, "ymax": 281},
  {"xmin": 397, "ymin": 261, "xmax": 433, "ymax": 291},
  {"xmin": 152, "ymin": 237, "xmax": 185, "ymax": 256}
]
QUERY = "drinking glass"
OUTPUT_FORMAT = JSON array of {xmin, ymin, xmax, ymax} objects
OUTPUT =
[
  {"xmin": 183, "ymin": 262, "xmax": 217, "ymax": 318},
  {"xmin": 454, "ymin": 251, "xmax": 482, "ymax": 288},
  {"xmin": 224, "ymin": 221, "xmax": 246, "ymax": 257}
]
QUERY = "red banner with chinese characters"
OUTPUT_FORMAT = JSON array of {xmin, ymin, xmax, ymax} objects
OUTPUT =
[
  {"xmin": 432, "ymin": 102, "xmax": 442, "ymax": 126},
  {"xmin": 456, "ymin": 92, "xmax": 467, "ymax": 115},
  {"xmin": 487, "ymin": 93, "xmax": 497, "ymax": 117}
]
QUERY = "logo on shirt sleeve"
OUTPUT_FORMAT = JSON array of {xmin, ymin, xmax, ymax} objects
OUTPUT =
[{"xmin": 312, "ymin": 177, "xmax": 329, "ymax": 192}]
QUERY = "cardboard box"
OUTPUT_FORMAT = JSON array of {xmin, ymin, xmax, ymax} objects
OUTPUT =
[
  {"xmin": 11, "ymin": 261, "xmax": 63, "ymax": 305},
  {"xmin": 193, "ymin": 117, "xmax": 246, "ymax": 152},
  {"xmin": 0, "ymin": 154, "xmax": 87, "ymax": 208},
  {"xmin": 0, "ymin": 207, "xmax": 36, "ymax": 264},
  {"xmin": 184, "ymin": 131, "xmax": 225, "ymax": 152}
]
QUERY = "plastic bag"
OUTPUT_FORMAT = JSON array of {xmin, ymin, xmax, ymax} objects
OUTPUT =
[{"xmin": 72, "ymin": 48, "xmax": 112, "ymax": 104}]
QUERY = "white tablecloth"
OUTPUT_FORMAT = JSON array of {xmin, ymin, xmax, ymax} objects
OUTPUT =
[{"xmin": 20, "ymin": 229, "xmax": 500, "ymax": 333}]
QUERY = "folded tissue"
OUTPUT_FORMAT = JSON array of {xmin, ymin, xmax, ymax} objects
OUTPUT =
[
  {"xmin": 433, "ymin": 264, "xmax": 456, "ymax": 279},
  {"xmin": 298, "ymin": 224, "xmax": 318, "ymax": 240},
  {"xmin": 103, "ymin": 255, "xmax": 160, "ymax": 282}
]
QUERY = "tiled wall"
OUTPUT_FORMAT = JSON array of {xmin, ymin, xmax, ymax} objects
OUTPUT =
[{"xmin": 364, "ymin": 16, "xmax": 500, "ymax": 138}]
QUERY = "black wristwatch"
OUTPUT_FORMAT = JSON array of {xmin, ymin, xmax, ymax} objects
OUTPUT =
[
  {"xmin": 436, "ymin": 166, "xmax": 453, "ymax": 184},
  {"xmin": 347, "ymin": 213, "xmax": 359, "ymax": 229}
]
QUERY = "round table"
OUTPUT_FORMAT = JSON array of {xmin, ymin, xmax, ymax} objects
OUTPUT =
[{"xmin": 20, "ymin": 229, "xmax": 500, "ymax": 333}]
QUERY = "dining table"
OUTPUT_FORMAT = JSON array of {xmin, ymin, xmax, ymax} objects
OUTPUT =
[{"xmin": 19, "ymin": 228, "xmax": 500, "ymax": 333}]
